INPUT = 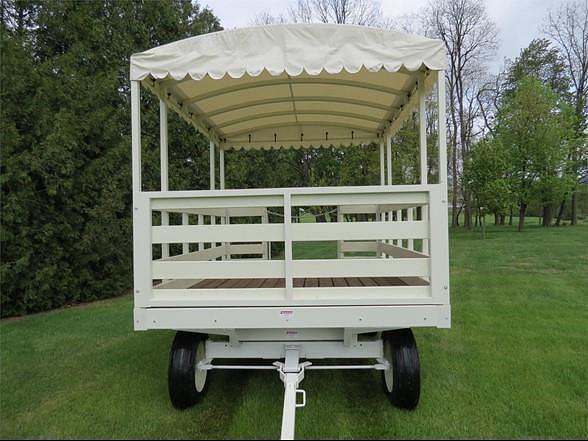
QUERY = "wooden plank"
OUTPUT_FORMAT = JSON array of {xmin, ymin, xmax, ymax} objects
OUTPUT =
[
  {"xmin": 319, "ymin": 278, "xmax": 334, "ymax": 287},
  {"xmin": 200, "ymin": 279, "xmax": 225, "ymax": 288},
  {"xmin": 400, "ymin": 276, "xmax": 430, "ymax": 286},
  {"xmin": 377, "ymin": 277, "xmax": 400, "ymax": 286},
  {"xmin": 332, "ymin": 278, "xmax": 348, "ymax": 287},
  {"xmin": 190, "ymin": 279, "xmax": 215, "ymax": 289},
  {"xmin": 247, "ymin": 278, "xmax": 266, "ymax": 288},
  {"xmin": 293, "ymin": 278, "xmax": 304, "ymax": 288},
  {"xmin": 305, "ymin": 278, "xmax": 319, "ymax": 287},
  {"xmin": 186, "ymin": 276, "xmax": 424, "ymax": 289},
  {"xmin": 361, "ymin": 277, "xmax": 378, "ymax": 286},
  {"xmin": 372, "ymin": 277, "xmax": 387, "ymax": 286},
  {"xmin": 261, "ymin": 278, "xmax": 275, "ymax": 288},
  {"xmin": 346, "ymin": 277, "xmax": 363, "ymax": 287},
  {"xmin": 222, "ymin": 278, "xmax": 244, "ymax": 288}
]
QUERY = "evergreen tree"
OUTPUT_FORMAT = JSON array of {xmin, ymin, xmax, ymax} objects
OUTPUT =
[{"xmin": 1, "ymin": 0, "xmax": 221, "ymax": 316}]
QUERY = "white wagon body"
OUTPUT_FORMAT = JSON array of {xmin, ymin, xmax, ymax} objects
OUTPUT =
[{"xmin": 130, "ymin": 24, "xmax": 450, "ymax": 439}]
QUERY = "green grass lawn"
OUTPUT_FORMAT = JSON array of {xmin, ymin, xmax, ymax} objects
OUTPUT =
[{"xmin": 1, "ymin": 222, "xmax": 587, "ymax": 439}]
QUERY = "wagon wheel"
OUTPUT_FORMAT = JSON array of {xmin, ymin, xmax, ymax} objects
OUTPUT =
[
  {"xmin": 168, "ymin": 331, "xmax": 209, "ymax": 409},
  {"xmin": 382, "ymin": 328, "xmax": 420, "ymax": 409}
]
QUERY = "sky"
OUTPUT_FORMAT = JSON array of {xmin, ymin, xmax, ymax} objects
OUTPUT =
[{"xmin": 201, "ymin": 0, "xmax": 565, "ymax": 74}]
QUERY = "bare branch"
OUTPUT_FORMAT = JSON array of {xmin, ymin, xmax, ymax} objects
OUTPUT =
[{"xmin": 543, "ymin": 0, "xmax": 588, "ymax": 130}]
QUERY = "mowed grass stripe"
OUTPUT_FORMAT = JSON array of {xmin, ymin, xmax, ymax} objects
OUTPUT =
[{"xmin": 1, "ymin": 221, "xmax": 587, "ymax": 439}]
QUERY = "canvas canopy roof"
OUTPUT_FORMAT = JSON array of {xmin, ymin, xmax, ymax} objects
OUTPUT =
[{"xmin": 131, "ymin": 23, "xmax": 447, "ymax": 150}]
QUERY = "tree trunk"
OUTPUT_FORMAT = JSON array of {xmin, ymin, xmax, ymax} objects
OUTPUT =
[
  {"xmin": 500, "ymin": 214, "xmax": 506, "ymax": 225},
  {"xmin": 455, "ymin": 205, "xmax": 462, "ymax": 227},
  {"xmin": 464, "ymin": 199, "xmax": 473, "ymax": 229},
  {"xmin": 494, "ymin": 213, "xmax": 499, "ymax": 226},
  {"xmin": 571, "ymin": 191, "xmax": 578, "ymax": 225},
  {"xmin": 509, "ymin": 206, "xmax": 513, "ymax": 226},
  {"xmin": 518, "ymin": 203, "xmax": 527, "ymax": 232},
  {"xmin": 542, "ymin": 204, "xmax": 553, "ymax": 227},
  {"xmin": 451, "ymin": 143, "xmax": 459, "ymax": 228},
  {"xmin": 555, "ymin": 197, "xmax": 566, "ymax": 226}
]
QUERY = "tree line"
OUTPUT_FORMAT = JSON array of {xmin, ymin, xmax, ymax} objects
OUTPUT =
[
  {"xmin": 1, "ymin": 0, "xmax": 586, "ymax": 317},
  {"xmin": 422, "ymin": 0, "xmax": 587, "ymax": 230},
  {"xmin": 1, "ymin": 0, "xmax": 222, "ymax": 316},
  {"xmin": 258, "ymin": 0, "xmax": 588, "ymax": 230}
]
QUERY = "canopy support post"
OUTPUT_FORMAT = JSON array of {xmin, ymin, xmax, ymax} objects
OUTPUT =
[
  {"xmin": 209, "ymin": 140, "xmax": 216, "ymax": 190},
  {"xmin": 419, "ymin": 76, "xmax": 429, "ymax": 254},
  {"xmin": 386, "ymin": 135, "xmax": 393, "ymax": 250},
  {"xmin": 336, "ymin": 208, "xmax": 343, "ymax": 259},
  {"xmin": 437, "ymin": 70, "xmax": 447, "ymax": 186},
  {"xmin": 131, "ymin": 80, "xmax": 149, "ymax": 304},
  {"xmin": 283, "ymin": 192, "xmax": 293, "ymax": 299},
  {"xmin": 379, "ymin": 139, "xmax": 385, "ymax": 186},
  {"xmin": 131, "ymin": 81, "xmax": 141, "ymax": 195},
  {"xmin": 378, "ymin": 138, "xmax": 385, "ymax": 257},
  {"xmin": 419, "ymin": 77, "xmax": 428, "ymax": 186},
  {"xmin": 219, "ymin": 147, "xmax": 227, "ymax": 259},
  {"xmin": 160, "ymin": 99, "xmax": 169, "ymax": 259},
  {"xmin": 386, "ymin": 135, "xmax": 392, "ymax": 185},
  {"xmin": 435, "ymin": 68, "xmax": 450, "ymax": 301},
  {"xmin": 219, "ymin": 148, "xmax": 225, "ymax": 190}
]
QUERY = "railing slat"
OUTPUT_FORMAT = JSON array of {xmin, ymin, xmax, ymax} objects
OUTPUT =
[
  {"xmin": 158, "ymin": 246, "xmax": 225, "ymax": 262},
  {"xmin": 152, "ymin": 223, "xmax": 284, "ymax": 244},
  {"xmin": 341, "ymin": 241, "xmax": 378, "ymax": 253},
  {"xmin": 292, "ymin": 258, "xmax": 429, "ymax": 278},
  {"xmin": 292, "ymin": 192, "xmax": 427, "ymax": 207},
  {"xmin": 152, "ymin": 195, "xmax": 284, "ymax": 210},
  {"xmin": 291, "ymin": 221, "xmax": 428, "ymax": 241},
  {"xmin": 153, "ymin": 260, "xmax": 284, "ymax": 279},
  {"xmin": 230, "ymin": 244, "xmax": 264, "ymax": 255},
  {"xmin": 378, "ymin": 243, "xmax": 428, "ymax": 258}
]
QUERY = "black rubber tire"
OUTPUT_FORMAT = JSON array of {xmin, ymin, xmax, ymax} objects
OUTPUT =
[
  {"xmin": 381, "ymin": 328, "xmax": 420, "ymax": 409},
  {"xmin": 168, "ymin": 331, "xmax": 208, "ymax": 409}
]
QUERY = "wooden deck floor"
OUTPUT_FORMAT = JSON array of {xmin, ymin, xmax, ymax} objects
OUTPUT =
[{"xmin": 190, "ymin": 277, "xmax": 428, "ymax": 289}]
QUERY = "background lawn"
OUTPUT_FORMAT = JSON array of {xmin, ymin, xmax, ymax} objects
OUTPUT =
[{"xmin": 1, "ymin": 222, "xmax": 587, "ymax": 439}]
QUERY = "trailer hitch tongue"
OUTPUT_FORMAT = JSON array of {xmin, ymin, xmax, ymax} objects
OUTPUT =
[{"xmin": 276, "ymin": 346, "xmax": 309, "ymax": 440}]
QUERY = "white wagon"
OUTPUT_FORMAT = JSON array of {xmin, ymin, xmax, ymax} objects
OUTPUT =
[{"xmin": 130, "ymin": 23, "xmax": 450, "ymax": 439}]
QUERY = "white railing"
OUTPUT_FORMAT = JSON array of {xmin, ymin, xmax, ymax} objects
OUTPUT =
[{"xmin": 132, "ymin": 185, "xmax": 449, "ymax": 308}]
